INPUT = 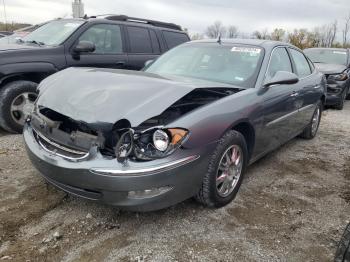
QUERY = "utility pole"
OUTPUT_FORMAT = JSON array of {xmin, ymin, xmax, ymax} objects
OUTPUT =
[{"xmin": 2, "ymin": 0, "xmax": 7, "ymax": 31}]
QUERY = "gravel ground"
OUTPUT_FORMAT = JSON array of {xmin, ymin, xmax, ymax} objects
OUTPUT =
[{"xmin": 0, "ymin": 103, "xmax": 349, "ymax": 262}]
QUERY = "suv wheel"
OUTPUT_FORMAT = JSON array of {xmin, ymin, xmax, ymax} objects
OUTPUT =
[
  {"xmin": 195, "ymin": 130, "xmax": 248, "ymax": 208},
  {"xmin": 0, "ymin": 80, "xmax": 38, "ymax": 133}
]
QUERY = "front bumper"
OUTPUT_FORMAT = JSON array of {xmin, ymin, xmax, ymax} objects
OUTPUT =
[
  {"xmin": 24, "ymin": 124, "xmax": 214, "ymax": 211},
  {"xmin": 325, "ymin": 80, "xmax": 349, "ymax": 106}
]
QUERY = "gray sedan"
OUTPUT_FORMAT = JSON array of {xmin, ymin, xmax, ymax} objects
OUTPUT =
[{"xmin": 24, "ymin": 39, "xmax": 326, "ymax": 211}]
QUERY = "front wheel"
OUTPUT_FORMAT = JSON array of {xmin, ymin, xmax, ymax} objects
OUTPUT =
[
  {"xmin": 0, "ymin": 80, "xmax": 38, "ymax": 133},
  {"xmin": 300, "ymin": 101, "xmax": 322, "ymax": 139},
  {"xmin": 196, "ymin": 130, "xmax": 248, "ymax": 208},
  {"xmin": 335, "ymin": 88, "xmax": 347, "ymax": 110}
]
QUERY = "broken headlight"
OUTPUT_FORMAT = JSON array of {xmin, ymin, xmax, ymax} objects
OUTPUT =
[
  {"xmin": 328, "ymin": 73, "xmax": 348, "ymax": 81},
  {"xmin": 133, "ymin": 128, "xmax": 189, "ymax": 160}
]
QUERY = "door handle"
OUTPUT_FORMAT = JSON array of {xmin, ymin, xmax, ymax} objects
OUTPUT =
[
  {"xmin": 115, "ymin": 61, "xmax": 126, "ymax": 66},
  {"xmin": 290, "ymin": 92, "xmax": 299, "ymax": 97}
]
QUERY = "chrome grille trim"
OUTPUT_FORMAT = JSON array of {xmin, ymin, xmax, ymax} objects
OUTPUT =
[{"xmin": 33, "ymin": 128, "xmax": 90, "ymax": 161}]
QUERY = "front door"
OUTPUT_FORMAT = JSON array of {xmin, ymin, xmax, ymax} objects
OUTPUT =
[
  {"xmin": 257, "ymin": 47, "xmax": 300, "ymax": 154},
  {"xmin": 66, "ymin": 23, "xmax": 128, "ymax": 69}
]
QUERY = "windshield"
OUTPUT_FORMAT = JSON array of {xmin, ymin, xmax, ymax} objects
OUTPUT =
[
  {"xmin": 145, "ymin": 44, "xmax": 264, "ymax": 88},
  {"xmin": 304, "ymin": 49, "xmax": 348, "ymax": 66},
  {"xmin": 22, "ymin": 20, "xmax": 84, "ymax": 46}
]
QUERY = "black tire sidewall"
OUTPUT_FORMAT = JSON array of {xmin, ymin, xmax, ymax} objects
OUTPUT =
[
  {"xmin": 0, "ymin": 80, "xmax": 38, "ymax": 133},
  {"xmin": 207, "ymin": 131, "xmax": 248, "ymax": 207}
]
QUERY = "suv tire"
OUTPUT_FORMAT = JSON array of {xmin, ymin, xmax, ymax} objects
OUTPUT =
[{"xmin": 0, "ymin": 80, "xmax": 38, "ymax": 133}]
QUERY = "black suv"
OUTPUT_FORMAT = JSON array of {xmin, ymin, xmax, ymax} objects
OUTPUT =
[{"xmin": 0, "ymin": 15, "xmax": 190, "ymax": 133}]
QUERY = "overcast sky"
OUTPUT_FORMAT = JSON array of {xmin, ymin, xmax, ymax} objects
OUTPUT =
[{"xmin": 2, "ymin": 0, "xmax": 350, "ymax": 35}]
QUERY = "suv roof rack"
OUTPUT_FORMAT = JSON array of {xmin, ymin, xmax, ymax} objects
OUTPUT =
[{"xmin": 100, "ymin": 15, "xmax": 182, "ymax": 31}]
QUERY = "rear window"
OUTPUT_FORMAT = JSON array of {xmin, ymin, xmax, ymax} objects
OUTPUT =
[
  {"xmin": 162, "ymin": 31, "xmax": 189, "ymax": 49},
  {"xmin": 127, "ymin": 26, "xmax": 153, "ymax": 54}
]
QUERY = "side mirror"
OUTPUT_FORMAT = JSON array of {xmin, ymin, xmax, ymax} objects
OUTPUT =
[
  {"xmin": 144, "ymin": 60, "xmax": 154, "ymax": 68},
  {"xmin": 264, "ymin": 71, "xmax": 299, "ymax": 87},
  {"xmin": 73, "ymin": 41, "xmax": 96, "ymax": 53}
]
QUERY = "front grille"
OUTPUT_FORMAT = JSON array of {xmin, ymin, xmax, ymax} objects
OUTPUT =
[{"xmin": 33, "ymin": 129, "xmax": 89, "ymax": 160}]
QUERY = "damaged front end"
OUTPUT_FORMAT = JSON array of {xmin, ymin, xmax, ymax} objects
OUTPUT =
[{"xmin": 28, "ymin": 87, "xmax": 238, "ymax": 163}]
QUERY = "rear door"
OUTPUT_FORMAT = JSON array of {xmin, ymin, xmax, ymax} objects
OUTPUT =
[
  {"xmin": 125, "ymin": 26, "xmax": 161, "ymax": 70},
  {"xmin": 66, "ymin": 23, "xmax": 128, "ymax": 69},
  {"xmin": 288, "ymin": 48, "xmax": 318, "ymax": 132},
  {"xmin": 258, "ymin": 47, "xmax": 300, "ymax": 153}
]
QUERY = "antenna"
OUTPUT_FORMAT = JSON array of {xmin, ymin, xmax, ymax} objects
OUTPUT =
[
  {"xmin": 217, "ymin": 33, "xmax": 222, "ymax": 44},
  {"xmin": 2, "ymin": 0, "xmax": 7, "ymax": 31}
]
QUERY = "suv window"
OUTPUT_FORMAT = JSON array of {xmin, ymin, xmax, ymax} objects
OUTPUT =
[
  {"xmin": 267, "ymin": 47, "xmax": 292, "ymax": 78},
  {"xmin": 289, "ymin": 48, "xmax": 312, "ymax": 77},
  {"xmin": 127, "ymin": 26, "xmax": 153, "ymax": 54},
  {"xmin": 79, "ymin": 24, "xmax": 123, "ymax": 54},
  {"xmin": 162, "ymin": 31, "xmax": 189, "ymax": 49}
]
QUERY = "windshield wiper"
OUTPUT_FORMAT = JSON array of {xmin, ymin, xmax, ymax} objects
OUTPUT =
[{"xmin": 25, "ymin": 40, "xmax": 45, "ymax": 46}]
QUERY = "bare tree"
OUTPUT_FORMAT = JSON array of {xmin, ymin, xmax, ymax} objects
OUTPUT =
[
  {"xmin": 288, "ymin": 29, "xmax": 308, "ymax": 49},
  {"xmin": 227, "ymin": 25, "xmax": 239, "ymax": 38},
  {"xmin": 343, "ymin": 13, "xmax": 350, "ymax": 47},
  {"xmin": 252, "ymin": 28, "xmax": 270, "ymax": 40},
  {"xmin": 270, "ymin": 28, "xmax": 285, "ymax": 41},
  {"xmin": 190, "ymin": 33, "xmax": 204, "ymax": 40},
  {"xmin": 323, "ymin": 20, "xmax": 337, "ymax": 47},
  {"xmin": 205, "ymin": 21, "xmax": 226, "ymax": 39}
]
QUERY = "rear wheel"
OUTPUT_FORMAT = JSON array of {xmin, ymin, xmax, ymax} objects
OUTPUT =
[
  {"xmin": 300, "ymin": 101, "xmax": 322, "ymax": 139},
  {"xmin": 0, "ymin": 81, "xmax": 38, "ymax": 133},
  {"xmin": 196, "ymin": 130, "xmax": 248, "ymax": 208}
]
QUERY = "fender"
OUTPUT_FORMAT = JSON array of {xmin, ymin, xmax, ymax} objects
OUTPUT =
[{"xmin": 0, "ymin": 62, "xmax": 59, "ymax": 85}]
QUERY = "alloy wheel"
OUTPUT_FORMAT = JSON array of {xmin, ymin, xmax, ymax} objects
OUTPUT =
[
  {"xmin": 311, "ymin": 106, "xmax": 320, "ymax": 136},
  {"xmin": 10, "ymin": 92, "xmax": 37, "ymax": 126},
  {"xmin": 216, "ymin": 145, "xmax": 243, "ymax": 197}
]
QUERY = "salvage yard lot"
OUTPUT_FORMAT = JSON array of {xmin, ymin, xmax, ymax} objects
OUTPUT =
[{"xmin": 0, "ymin": 103, "xmax": 349, "ymax": 262}]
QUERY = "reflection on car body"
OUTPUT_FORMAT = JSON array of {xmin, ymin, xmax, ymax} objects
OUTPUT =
[{"xmin": 24, "ymin": 39, "xmax": 326, "ymax": 211}]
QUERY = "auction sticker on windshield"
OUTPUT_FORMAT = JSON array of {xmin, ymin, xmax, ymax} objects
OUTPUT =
[{"xmin": 231, "ymin": 46, "xmax": 261, "ymax": 55}]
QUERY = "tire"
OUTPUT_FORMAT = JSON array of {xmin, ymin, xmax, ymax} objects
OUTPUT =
[
  {"xmin": 335, "ymin": 223, "xmax": 350, "ymax": 262},
  {"xmin": 335, "ymin": 88, "xmax": 347, "ymax": 110},
  {"xmin": 300, "ymin": 101, "xmax": 322, "ymax": 140},
  {"xmin": 0, "ymin": 80, "xmax": 38, "ymax": 133},
  {"xmin": 195, "ymin": 130, "xmax": 248, "ymax": 208}
]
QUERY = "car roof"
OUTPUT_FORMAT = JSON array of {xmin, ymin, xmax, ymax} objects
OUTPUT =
[
  {"xmin": 189, "ymin": 38, "xmax": 298, "ymax": 50},
  {"xmin": 304, "ymin": 47, "xmax": 349, "ymax": 52}
]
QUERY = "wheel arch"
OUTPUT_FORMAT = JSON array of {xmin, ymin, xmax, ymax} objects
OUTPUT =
[{"xmin": 230, "ymin": 120, "xmax": 255, "ymax": 160}]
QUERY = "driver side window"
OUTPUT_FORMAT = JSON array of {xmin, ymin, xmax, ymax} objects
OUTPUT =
[
  {"xmin": 78, "ymin": 24, "xmax": 123, "ymax": 54},
  {"xmin": 267, "ymin": 47, "xmax": 293, "ymax": 78}
]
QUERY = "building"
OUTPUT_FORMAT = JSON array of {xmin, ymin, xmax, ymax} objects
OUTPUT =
[{"xmin": 72, "ymin": 0, "xmax": 84, "ymax": 18}]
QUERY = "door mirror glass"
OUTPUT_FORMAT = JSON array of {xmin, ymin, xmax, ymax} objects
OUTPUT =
[
  {"xmin": 264, "ymin": 71, "xmax": 299, "ymax": 87},
  {"xmin": 74, "ymin": 41, "xmax": 96, "ymax": 53}
]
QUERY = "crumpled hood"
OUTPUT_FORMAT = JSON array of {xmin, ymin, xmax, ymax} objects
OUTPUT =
[
  {"xmin": 314, "ymin": 63, "xmax": 347, "ymax": 75},
  {"xmin": 37, "ymin": 67, "xmax": 239, "ymax": 127}
]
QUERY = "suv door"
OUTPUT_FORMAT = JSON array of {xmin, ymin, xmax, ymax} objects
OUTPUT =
[
  {"xmin": 288, "ymin": 48, "xmax": 317, "ymax": 132},
  {"xmin": 259, "ymin": 47, "xmax": 300, "ymax": 153},
  {"xmin": 66, "ymin": 23, "xmax": 128, "ymax": 69},
  {"xmin": 125, "ymin": 26, "xmax": 161, "ymax": 70}
]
